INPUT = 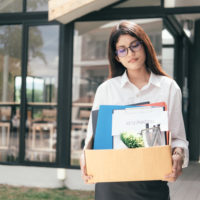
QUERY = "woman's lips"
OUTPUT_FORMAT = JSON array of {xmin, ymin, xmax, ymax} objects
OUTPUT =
[{"xmin": 128, "ymin": 58, "xmax": 138, "ymax": 63}]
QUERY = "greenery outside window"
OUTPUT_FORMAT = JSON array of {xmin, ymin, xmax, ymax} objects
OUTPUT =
[{"xmin": 0, "ymin": 0, "xmax": 23, "ymax": 13}]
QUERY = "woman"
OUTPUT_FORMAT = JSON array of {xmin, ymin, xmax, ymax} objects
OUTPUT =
[{"xmin": 80, "ymin": 21, "xmax": 188, "ymax": 200}]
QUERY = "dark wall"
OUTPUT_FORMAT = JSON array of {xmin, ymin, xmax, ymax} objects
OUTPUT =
[{"xmin": 188, "ymin": 19, "xmax": 200, "ymax": 161}]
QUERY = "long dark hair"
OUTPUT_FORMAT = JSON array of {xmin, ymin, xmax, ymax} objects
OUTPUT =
[{"xmin": 108, "ymin": 21, "xmax": 169, "ymax": 78}]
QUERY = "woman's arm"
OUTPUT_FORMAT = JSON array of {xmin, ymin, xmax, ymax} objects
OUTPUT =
[
  {"xmin": 80, "ymin": 116, "xmax": 94, "ymax": 184},
  {"xmin": 165, "ymin": 147, "xmax": 184, "ymax": 181},
  {"xmin": 80, "ymin": 83, "xmax": 107, "ymax": 183},
  {"xmin": 165, "ymin": 81, "xmax": 189, "ymax": 181}
]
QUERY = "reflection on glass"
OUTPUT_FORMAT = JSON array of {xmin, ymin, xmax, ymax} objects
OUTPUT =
[
  {"xmin": 27, "ymin": 25, "xmax": 59, "ymax": 103},
  {"xmin": 114, "ymin": 0, "xmax": 160, "ymax": 8},
  {"xmin": 25, "ymin": 25, "xmax": 59, "ymax": 162},
  {"xmin": 161, "ymin": 29, "xmax": 175, "ymax": 77},
  {"xmin": 165, "ymin": 0, "xmax": 200, "ymax": 7},
  {"xmin": 0, "ymin": 25, "xmax": 22, "ymax": 103},
  {"xmin": 14, "ymin": 76, "xmax": 21, "ymax": 103},
  {"xmin": 175, "ymin": 14, "xmax": 198, "ymax": 42},
  {"xmin": 26, "ymin": 76, "xmax": 44, "ymax": 102},
  {"xmin": 71, "ymin": 19, "xmax": 163, "ymax": 166},
  {"xmin": 0, "ymin": 25, "xmax": 22, "ymax": 162},
  {"xmin": 0, "ymin": 106, "xmax": 20, "ymax": 162},
  {"xmin": 162, "ymin": 29, "xmax": 174, "ymax": 45},
  {"xmin": 27, "ymin": 0, "xmax": 48, "ymax": 12},
  {"xmin": 25, "ymin": 107, "xmax": 57, "ymax": 162},
  {"xmin": 15, "ymin": 76, "xmax": 57, "ymax": 104},
  {"xmin": 0, "ymin": 0, "xmax": 23, "ymax": 13},
  {"xmin": 162, "ymin": 48, "xmax": 174, "ymax": 78}
]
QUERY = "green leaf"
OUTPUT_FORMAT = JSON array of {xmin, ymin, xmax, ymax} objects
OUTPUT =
[{"xmin": 120, "ymin": 132, "xmax": 144, "ymax": 148}]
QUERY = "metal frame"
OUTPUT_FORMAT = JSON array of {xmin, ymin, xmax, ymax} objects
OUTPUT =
[
  {"xmin": 77, "ymin": 6, "xmax": 200, "ymax": 22},
  {"xmin": 18, "ymin": 22, "xmax": 28, "ymax": 164},
  {"xmin": 57, "ymin": 23, "xmax": 74, "ymax": 168},
  {"xmin": 187, "ymin": 19, "xmax": 200, "ymax": 161},
  {"xmin": 22, "ymin": 21, "xmax": 60, "ymax": 167}
]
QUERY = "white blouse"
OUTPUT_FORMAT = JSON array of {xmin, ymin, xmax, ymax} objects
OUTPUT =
[{"xmin": 84, "ymin": 71, "xmax": 189, "ymax": 167}]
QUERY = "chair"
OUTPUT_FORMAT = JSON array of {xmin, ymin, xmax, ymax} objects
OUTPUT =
[
  {"xmin": 0, "ymin": 107, "xmax": 11, "ymax": 150},
  {"xmin": 0, "ymin": 122, "xmax": 10, "ymax": 150},
  {"xmin": 79, "ymin": 109, "xmax": 90, "ymax": 120},
  {"xmin": 28, "ymin": 122, "xmax": 55, "ymax": 162},
  {"xmin": 0, "ymin": 107, "xmax": 11, "ymax": 121},
  {"xmin": 42, "ymin": 109, "xmax": 57, "ymax": 122}
]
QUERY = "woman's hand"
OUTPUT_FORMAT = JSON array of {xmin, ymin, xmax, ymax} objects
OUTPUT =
[
  {"xmin": 165, "ymin": 147, "xmax": 184, "ymax": 182},
  {"xmin": 80, "ymin": 153, "xmax": 93, "ymax": 184}
]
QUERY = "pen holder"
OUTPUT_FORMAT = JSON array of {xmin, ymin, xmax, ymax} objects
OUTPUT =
[{"xmin": 141, "ymin": 126, "xmax": 162, "ymax": 147}]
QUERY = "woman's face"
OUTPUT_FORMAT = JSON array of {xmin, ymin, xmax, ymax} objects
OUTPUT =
[{"xmin": 115, "ymin": 34, "xmax": 146, "ymax": 72}]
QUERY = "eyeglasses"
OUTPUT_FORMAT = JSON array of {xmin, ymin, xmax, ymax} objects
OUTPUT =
[{"xmin": 115, "ymin": 40, "xmax": 143, "ymax": 57}]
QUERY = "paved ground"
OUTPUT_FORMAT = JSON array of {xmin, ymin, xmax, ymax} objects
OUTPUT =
[{"xmin": 169, "ymin": 162, "xmax": 200, "ymax": 200}]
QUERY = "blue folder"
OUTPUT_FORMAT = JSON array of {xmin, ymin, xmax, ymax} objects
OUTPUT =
[{"xmin": 93, "ymin": 102, "xmax": 149, "ymax": 149}]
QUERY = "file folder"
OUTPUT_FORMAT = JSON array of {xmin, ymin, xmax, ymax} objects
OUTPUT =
[
  {"xmin": 93, "ymin": 102, "xmax": 149, "ymax": 149},
  {"xmin": 93, "ymin": 102, "xmax": 167, "ymax": 149}
]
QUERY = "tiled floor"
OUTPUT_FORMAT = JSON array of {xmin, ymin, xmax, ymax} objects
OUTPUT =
[{"xmin": 169, "ymin": 162, "xmax": 200, "ymax": 200}]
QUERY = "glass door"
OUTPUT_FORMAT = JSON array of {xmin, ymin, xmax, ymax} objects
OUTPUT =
[
  {"xmin": 0, "ymin": 25, "xmax": 22, "ymax": 162},
  {"xmin": 24, "ymin": 25, "xmax": 59, "ymax": 162}
]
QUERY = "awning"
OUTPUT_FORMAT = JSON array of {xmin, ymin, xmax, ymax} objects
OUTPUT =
[{"xmin": 48, "ymin": 0, "xmax": 119, "ymax": 24}]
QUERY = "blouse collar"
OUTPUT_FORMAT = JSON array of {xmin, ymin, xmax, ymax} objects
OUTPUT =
[{"xmin": 120, "ymin": 70, "xmax": 161, "ymax": 88}]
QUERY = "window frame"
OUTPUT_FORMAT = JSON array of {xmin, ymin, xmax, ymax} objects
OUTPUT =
[{"xmin": 0, "ymin": 9, "xmax": 60, "ymax": 167}]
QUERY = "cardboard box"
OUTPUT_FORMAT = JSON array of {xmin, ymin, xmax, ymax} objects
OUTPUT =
[{"xmin": 85, "ymin": 145, "xmax": 172, "ymax": 183}]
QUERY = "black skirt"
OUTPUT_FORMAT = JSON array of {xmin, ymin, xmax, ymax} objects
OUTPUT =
[{"xmin": 95, "ymin": 181, "xmax": 170, "ymax": 200}]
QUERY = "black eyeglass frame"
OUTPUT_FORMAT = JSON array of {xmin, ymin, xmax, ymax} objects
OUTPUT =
[{"xmin": 115, "ymin": 40, "xmax": 143, "ymax": 57}]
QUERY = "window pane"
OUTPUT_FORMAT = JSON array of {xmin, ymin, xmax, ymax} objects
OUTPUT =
[
  {"xmin": 162, "ymin": 29, "xmax": 174, "ymax": 45},
  {"xmin": 27, "ymin": 25, "xmax": 59, "ymax": 104},
  {"xmin": 0, "ymin": 25, "xmax": 22, "ymax": 103},
  {"xmin": 25, "ymin": 25, "xmax": 59, "ymax": 162},
  {"xmin": 71, "ymin": 21, "xmax": 112, "ymax": 166},
  {"xmin": 162, "ymin": 48, "xmax": 174, "ymax": 78},
  {"xmin": 25, "ymin": 107, "xmax": 57, "ymax": 162},
  {"xmin": 0, "ymin": 0, "xmax": 23, "ymax": 13},
  {"xmin": 27, "ymin": 0, "xmax": 48, "ymax": 12},
  {"xmin": 114, "ymin": 0, "xmax": 160, "ymax": 8},
  {"xmin": 175, "ymin": 14, "xmax": 200, "ymax": 42},
  {"xmin": 165, "ymin": 0, "xmax": 200, "ymax": 7},
  {"xmin": 0, "ymin": 25, "xmax": 22, "ymax": 162},
  {"xmin": 71, "ymin": 19, "xmax": 163, "ymax": 166}
]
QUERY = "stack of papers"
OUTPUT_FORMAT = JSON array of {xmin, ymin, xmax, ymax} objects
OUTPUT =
[{"xmin": 93, "ymin": 102, "xmax": 170, "ymax": 149}]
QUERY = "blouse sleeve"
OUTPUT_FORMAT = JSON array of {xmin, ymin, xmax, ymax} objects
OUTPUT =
[
  {"xmin": 168, "ymin": 81, "xmax": 189, "ymax": 168},
  {"xmin": 84, "ymin": 84, "xmax": 107, "ymax": 149}
]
